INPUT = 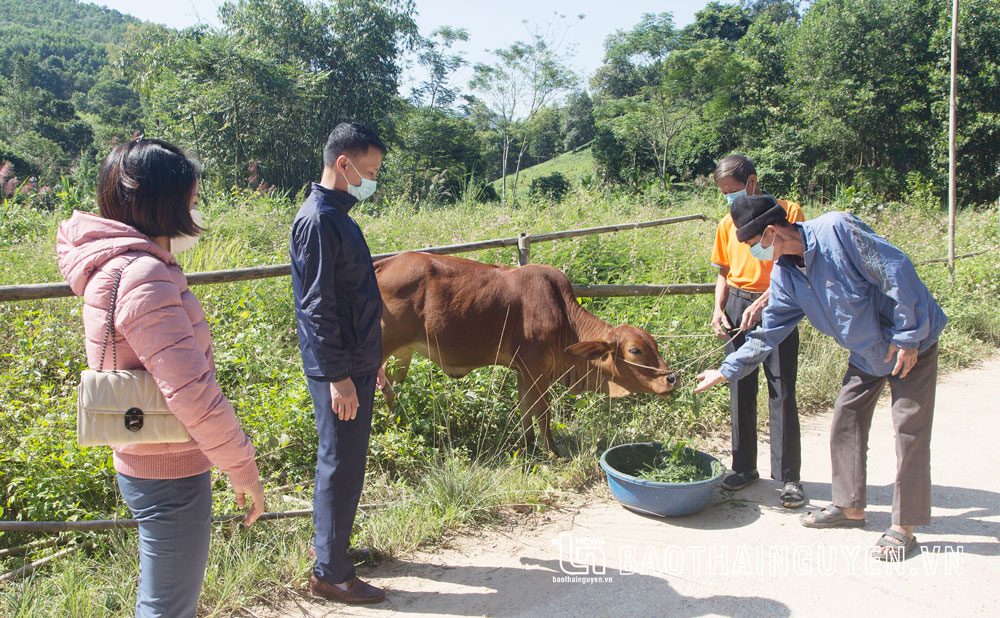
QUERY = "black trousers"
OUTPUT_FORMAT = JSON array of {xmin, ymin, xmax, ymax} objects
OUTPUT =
[
  {"xmin": 725, "ymin": 290, "xmax": 801, "ymax": 482},
  {"xmin": 307, "ymin": 372, "xmax": 376, "ymax": 585}
]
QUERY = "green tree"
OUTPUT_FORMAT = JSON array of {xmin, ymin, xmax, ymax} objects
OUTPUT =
[
  {"xmin": 470, "ymin": 21, "xmax": 577, "ymax": 205},
  {"xmin": 594, "ymin": 14, "xmax": 743, "ymax": 190},
  {"xmin": 928, "ymin": 0, "xmax": 1000, "ymax": 204},
  {"xmin": 790, "ymin": 0, "xmax": 943, "ymax": 196},
  {"xmin": 683, "ymin": 1, "xmax": 752, "ymax": 42},
  {"xmin": 525, "ymin": 105, "xmax": 563, "ymax": 165},
  {"xmin": 123, "ymin": 0, "xmax": 418, "ymax": 191},
  {"xmin": 560, "ymin": 89, "xmax": 596, "ymax": 151},
  {"xmin": 412, "ymin": 26, "xmax": 469, "ymax": 110},
  {"xmin": 393, "ymin": 106, "xmax": 485, "ymax": 203}
]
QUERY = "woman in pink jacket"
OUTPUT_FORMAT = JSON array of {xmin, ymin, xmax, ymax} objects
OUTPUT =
[{"xmin": 57, "ymin": 138, "xmax": 265, "ymax": 618}]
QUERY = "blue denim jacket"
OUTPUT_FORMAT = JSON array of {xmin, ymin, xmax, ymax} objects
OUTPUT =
[{"xmin": 719, "ymin": 211, "xmax": 947, "ymax": 380}]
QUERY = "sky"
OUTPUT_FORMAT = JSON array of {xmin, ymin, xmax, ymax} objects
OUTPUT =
[{"xmin": 94, "ymin": 0, "xmax": 714, "ymax": 94}]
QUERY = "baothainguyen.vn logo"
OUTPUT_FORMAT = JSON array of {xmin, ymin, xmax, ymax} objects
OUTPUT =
[{"xmin": 551, "ymin": 533, "xmax": 964, "ymax": 581}]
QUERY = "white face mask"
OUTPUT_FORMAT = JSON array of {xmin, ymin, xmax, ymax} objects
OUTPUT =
[
  {"xmin": 346, "ymin": 159, "xmax": 377, "ymax": 202},
  {"xmin": 170, "ymin": 209, "xmax": 203, "ymax": 254}
]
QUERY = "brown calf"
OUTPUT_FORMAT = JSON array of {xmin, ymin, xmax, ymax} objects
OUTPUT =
[{"xmin": 375, "ymin": 252, "xmax": 678, "ymax": 452}]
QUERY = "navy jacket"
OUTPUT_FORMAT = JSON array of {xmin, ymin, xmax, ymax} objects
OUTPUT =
[{"xmin": 290, "ymin": 183, "xmax": 382, "ymax": 382}]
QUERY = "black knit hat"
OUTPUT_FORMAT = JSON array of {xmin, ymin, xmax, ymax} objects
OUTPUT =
[{"xmin": 731, "ymin": 194, "xmax": 787, "ymax": 242}]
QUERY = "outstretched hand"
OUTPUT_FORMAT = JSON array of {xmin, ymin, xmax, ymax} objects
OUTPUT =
[{"xmin": 694, "ymin": 369, "xmax": 727, "ymax": 394}]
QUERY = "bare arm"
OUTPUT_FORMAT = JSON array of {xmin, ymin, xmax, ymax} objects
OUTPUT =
[{"xmin": 710, "ymin": 268, "xmax": 732, "ymax": 339}]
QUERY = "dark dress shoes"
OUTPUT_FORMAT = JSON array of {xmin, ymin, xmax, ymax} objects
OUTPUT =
[{"xmin": 309, "ymin": 575, "xmax": 386, "ymax": 604}]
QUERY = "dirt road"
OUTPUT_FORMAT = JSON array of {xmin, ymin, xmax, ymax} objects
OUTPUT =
[{"xmin": 266, "ymin": 356, "xmax": 1000, "ymax": 617}]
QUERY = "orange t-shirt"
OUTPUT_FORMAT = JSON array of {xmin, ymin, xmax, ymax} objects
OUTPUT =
[{"xmin": 711, "ymin": 199, "xmax": 804, "ymax": 293}]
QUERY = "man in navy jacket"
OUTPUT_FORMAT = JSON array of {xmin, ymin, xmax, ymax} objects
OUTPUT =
[
  {"xmin": 695, "ymin": 194, "xmax": 947, "ymax": 562},
  {"xmin": 290, "ymin": 122, "xmax": 387, "ymax": 604}
]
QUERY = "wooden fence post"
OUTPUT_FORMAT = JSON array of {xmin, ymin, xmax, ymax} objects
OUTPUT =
[{"xmin": 517, "ymin": 232, "xmax": 531, "ymax": 266}]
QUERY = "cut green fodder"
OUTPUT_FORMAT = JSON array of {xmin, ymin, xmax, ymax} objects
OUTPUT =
[{"xmin": 635, "ymin": 440, "xmax": 725, "ymax": 484}]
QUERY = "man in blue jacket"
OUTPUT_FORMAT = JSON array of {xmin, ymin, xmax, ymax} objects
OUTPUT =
[
  {"xmin": 290, "ymin": 122, "xmax": 387, "ymax": 604},
  {"xmin": 695, "ymin": 194, "xmax": 947, "ymax": 561}
]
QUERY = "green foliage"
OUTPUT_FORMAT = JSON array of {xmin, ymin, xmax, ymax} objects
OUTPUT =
[
  {"xmin": 683, "ymin": 2, "xmax": 753, "ymax": 42},
  {"xmin": 928, "ymin": 0, "xmax": 1000, "ymax": 204},
  {"xmin": 384, "ymin": 106, "xmax": 487, "ymax": 205},
  {"xmin": 585, "ymin": 0, "xmax": 1000, "ymax": 206},
  {"xmin": 122, "ymin": 0, "xmax": 418, "ymax": 193},
  {"xmin": 530, "ymin": 171, "xmax": 570, "ymax": 201},
  {"xmin": 0, "ymin": 0, "xmax": 142, "ymax": 186},
  {"xmin": 411, "ymin": 26, "xmax": 469, "ymax": 110},
  {"xmin": 561, "ymin": 90, "xmax": 597, "ymax": 151}
]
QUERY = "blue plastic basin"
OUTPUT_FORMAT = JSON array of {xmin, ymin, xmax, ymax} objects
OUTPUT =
[{"xmin": 599, "ymin": 442, "xmax": 725, "ymax": 517}]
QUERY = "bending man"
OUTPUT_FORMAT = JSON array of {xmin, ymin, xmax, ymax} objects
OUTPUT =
[{"xmin": 695, "ymin": 194, "xmax": 946, "ymax": 561}]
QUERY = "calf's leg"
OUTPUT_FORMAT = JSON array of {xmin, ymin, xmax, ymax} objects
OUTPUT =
[
  {"xmin": 381, "ymin": 348, "xmax": 414, "ymax": 408},
  {"xmin": 516, "ymin": 371, "xmax": 557, "ymax": 453}
]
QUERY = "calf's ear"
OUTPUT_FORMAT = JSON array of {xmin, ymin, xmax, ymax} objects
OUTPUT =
[{"xmin": 565, "ymin": 341, "xmax": 612, "ymax": 360}]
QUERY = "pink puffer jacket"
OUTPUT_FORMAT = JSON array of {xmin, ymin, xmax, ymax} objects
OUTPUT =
[{"xmin": 56, "ymin": 210, "xmax": 259, "ymax": 488}]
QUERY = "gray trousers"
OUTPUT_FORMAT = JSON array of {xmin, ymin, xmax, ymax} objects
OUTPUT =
[{"xmin": 830, "ymin": 343, "xmax": 938, "ymax": 526}]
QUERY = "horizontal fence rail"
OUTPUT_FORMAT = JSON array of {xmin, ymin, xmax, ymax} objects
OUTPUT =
[
  {"xmin": 572, "ymin": 283, "xmax": 714, "ymax": 296},
  {"xmin": 0, "ymin": 215, "xmax": 710, "ymax": 302},
  {"xmin": 0, "ymin": 502, "xmax": 395, "ymax": 534}
]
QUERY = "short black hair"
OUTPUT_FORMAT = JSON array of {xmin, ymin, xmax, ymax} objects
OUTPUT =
[
  {"xmin": 322, "ymin": 122, "xmax": 387, "ymax": 168},
  {"xmin": 713, "ymin": 154, "xmax": 756, "ymax": 185},
  {"xmin": 97, "ymin": 138, "xmax": 202, "ymax": 239}
]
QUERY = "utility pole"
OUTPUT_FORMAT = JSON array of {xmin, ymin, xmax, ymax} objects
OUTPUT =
[{"xmin": 947, "ymin": 0, "xmax": 959, "ymax": 275}]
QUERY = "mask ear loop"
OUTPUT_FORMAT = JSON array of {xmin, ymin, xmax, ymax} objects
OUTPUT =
[
  {"xmin": 761, "ymin": 226, "xmax": 776, "ymax": 250},
  {"xmin": 347, "ymin": 158, "xmax": 367, "ymax": 187}
]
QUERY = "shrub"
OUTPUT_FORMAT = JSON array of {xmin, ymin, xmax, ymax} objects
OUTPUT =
[{"xmin": 530, "ymin": 172, "xmax": 570, "ymax": 202}]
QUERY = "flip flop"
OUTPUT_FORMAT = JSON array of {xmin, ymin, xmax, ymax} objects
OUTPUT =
[
  {"xmin": 799, "ymin": 505, "xmax": 866, "ymax": 528},
  {"xmin": 780, "ymin": 482, "xmax": 805, "ymax": 508},
  {"xmin": 721, "ymin": 470, "xmax": 760, "ymax": 491},
  {"xmin": 871, "ymin": 528, "xmax": 918, "ymax": 561}
]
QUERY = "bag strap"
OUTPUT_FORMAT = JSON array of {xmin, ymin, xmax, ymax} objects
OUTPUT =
[{"xmin": 97, "ymin": 256, "xmax": 140, "ymax": 372}]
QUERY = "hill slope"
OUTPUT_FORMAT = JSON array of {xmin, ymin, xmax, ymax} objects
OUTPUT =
[
  {"xmin": 0, "ymin": 0, "xmax": 141, "ymax": 44},
  {"xmin": 493, "ymin": 144, "xmax": 595, "ymax": 194}
]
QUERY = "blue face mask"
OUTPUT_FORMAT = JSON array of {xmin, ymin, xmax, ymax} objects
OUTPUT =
[
  {"xmin": 725, "ymin": 188, "xmax": 747, "ymax": 206},
  {"xmin": 749, "ymin": 229, "xmax": 775, "ymax": 261},
  {"xmin": 346, "ymin": 159, "xmax": 377, "ymax": 202}
]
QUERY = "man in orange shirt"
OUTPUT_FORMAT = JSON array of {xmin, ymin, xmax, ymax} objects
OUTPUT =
[{"xmin": 710, "ymin": 154, "xmax": 805, "ymax": 508}]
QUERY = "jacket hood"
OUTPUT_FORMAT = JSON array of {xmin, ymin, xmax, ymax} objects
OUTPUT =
[{"xmin": 57, "ymin": 210, "xmax": 176, "ymax": 295}]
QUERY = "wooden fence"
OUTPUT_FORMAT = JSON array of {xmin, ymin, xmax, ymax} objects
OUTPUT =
[
  {"xmin": 0, "ymin": 214, "xmax": 715, "ymax": 302},
  {"xmin": 0, "ymin": 212, "xmax": 715, "ymax": 571}
]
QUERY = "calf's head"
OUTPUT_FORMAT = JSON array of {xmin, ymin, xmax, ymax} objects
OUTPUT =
[{"xmin": 564, "ymin": 324, "xmax": 678, "ymax": 397}]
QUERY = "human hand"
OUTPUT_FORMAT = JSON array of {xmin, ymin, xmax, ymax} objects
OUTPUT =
[
  {"xmin": 376, "ymin": 366, "xmax": 388, "ymax": 391},
  {"xmin": 234, "ymin": 479, "xmax": 266, "ymax": 526},
  {"xmin": 740, "ymin": 298, "xmax": 766, "ymax": 331},
  {"xmin": 694, "ymin": 369, "xmax": 727, "ymax": 394},
  {"xmin": 330, "ymin": 377, "xmax": 359, "ymax": 420},
  {"xmin": 711, "ymin": 307, "xmax": 733, "ymax": 339},
  {"xmin": 885, "ymin": 344, "xmax": 919, "ymax": 378}
]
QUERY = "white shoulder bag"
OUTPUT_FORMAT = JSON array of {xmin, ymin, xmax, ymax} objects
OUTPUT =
[{"xmin": 76, "ymin": 256, "xmax": 191, "ymax": 447}]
